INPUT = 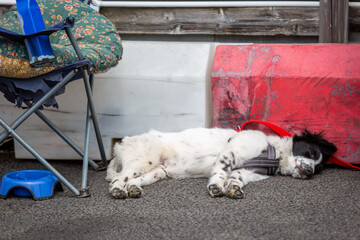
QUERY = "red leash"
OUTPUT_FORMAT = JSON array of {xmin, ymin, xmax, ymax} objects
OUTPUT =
[{"xmin": 238, "ymin": 120, "xmax": 360, "ymax": 170}]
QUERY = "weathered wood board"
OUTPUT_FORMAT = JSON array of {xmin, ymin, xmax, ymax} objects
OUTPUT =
[{"xmin": 101, "ymin": 7, "xmax": 319, "ymax": 36}]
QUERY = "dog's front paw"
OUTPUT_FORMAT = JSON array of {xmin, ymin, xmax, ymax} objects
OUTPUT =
[
  {"xmin": 110, "ymin": 187, "xmax": 127, "ymax": 199},
  {"xmin": 111, "ymin": 187, "xmax": 127, "ymax": 199},
  {"xmin": 127, "ymin": 185, "xmax": 143, "ymax": 198},
  {"xmin": 226, "ymin": 182, "xmax": 244, "ymax": 199},
  {"xmin": 208, "ymin": 184, "xmax": 224, "ymax": 197}
]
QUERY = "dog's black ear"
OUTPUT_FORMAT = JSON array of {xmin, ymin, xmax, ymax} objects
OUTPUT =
[
  {"xmin": 313, "ymin": 138, "xmax": 336, "ymax": 174},
  {"xmin": 295, "ymin": 129, "xmax": 338, "ymax": 161},
  {"xmin": 311, "ymin": 132, "xmax": 337, "ymax": 174},
  {"xmin": 318, "ymin": 138, "xmax": 337, "ymax": 160}
]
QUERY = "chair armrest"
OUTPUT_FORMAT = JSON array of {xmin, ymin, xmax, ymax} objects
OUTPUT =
[{"xmin": 0, "ymin": 17, "xmax": 75, "ymax": 41}]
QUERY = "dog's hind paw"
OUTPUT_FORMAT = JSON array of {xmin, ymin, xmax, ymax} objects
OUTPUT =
[
  {"xmin": 127, "ymin": 185, "xmax": 143, "ymax": 198},
  {"xmin": 226, "ymin": 184, "xmax": 244, "ymax": 199},
  {"xmin": 111, "ymin": 187, "xmax": 127, "ymax": 199},
  {"xmin": 208, "ymin": 184, "xmax": 224, "ymax": 197}
]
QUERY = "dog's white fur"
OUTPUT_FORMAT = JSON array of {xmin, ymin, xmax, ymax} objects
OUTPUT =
[{"xmin": 106, "ymin": 128, "xmax": 322, "ymax": 199}]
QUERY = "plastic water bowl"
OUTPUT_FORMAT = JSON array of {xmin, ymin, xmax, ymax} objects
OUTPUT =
[{"xmin": 0, "ymin": 170, "xmax": 63, "ymax": 200}]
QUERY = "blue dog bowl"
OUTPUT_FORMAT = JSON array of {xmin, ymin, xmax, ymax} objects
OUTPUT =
[{"xmin": 0, "ymin": 170, "xmax": 63, "ymax": 200}]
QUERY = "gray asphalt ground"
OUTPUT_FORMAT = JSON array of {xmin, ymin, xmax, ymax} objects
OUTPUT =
[{"xmin": 0, "ymin": 153, "xmax": 359, "ymax": 240}]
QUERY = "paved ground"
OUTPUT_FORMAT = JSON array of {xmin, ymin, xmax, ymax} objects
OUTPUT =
[{"xmin": 0, "ymin": 153, "xmax": 359, "ymax": 240}]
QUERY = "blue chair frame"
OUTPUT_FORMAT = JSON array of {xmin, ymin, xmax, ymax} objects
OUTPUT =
[{"xmin": 0, "ymin": 17, "xmax": 107, "ymax": 197}]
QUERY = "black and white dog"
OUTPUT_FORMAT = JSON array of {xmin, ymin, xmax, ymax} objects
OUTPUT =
[{"xmin": 106, "ymin": 128, "xmax": 337, "ymax": 199}]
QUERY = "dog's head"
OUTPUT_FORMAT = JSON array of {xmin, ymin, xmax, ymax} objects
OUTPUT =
[{"xmin": 287, "ymin": 130, "xmax": 337, "ymax": 179}]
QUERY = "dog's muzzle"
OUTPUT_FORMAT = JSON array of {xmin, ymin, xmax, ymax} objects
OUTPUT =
[
  {"xmin": 298, "ymin": 165, "xmax": 314, "ymax": 179},
  {"xmin": 295, "ymin": 157, "xmax": 316, "ymax": 179}
]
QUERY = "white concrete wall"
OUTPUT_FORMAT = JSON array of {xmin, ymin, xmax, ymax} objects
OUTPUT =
[{"xmin": 0, "ymin": 41, "xmax": 216, "ymax": 160}]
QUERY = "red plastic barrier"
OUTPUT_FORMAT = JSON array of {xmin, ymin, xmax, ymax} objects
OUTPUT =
[{"xmin": 211, "ymin": 44, "xmax": 360, "ymax": 164}]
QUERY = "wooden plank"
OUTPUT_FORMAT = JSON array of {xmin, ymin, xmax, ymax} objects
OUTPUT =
[
  {"xmin": 319, "ymin": 0, "xmax": 332, "ymax": 42},
  {"xmin": 100, "ymin": 7, "xmax": 319, "ymax": 36},
  {"xmin": 319, "ymin": 0, "xmax": 349, "ymax": 43},
  {"xmin": 332, "ymin": 0, "xmax": 349, "ymax": 43}
]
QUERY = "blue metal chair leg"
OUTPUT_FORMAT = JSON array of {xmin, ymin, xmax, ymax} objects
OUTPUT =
[
  {"xmin": 23, "ymin": 101, "xmax": 100, "ymax": 170},
  {"xmin": 64, "ymin": 18, "xmax": 107, "ymax": 171},
  {"xmin": 79, "ymin": 79, "xmax": 92, "ymax": 197},
  {"xmin": 78, "ymin": 70, "xmax": 107, "ymax": 197},
  {"xmin": 81, "ymin": 70, "xmax": 107, "ymax": 169}
]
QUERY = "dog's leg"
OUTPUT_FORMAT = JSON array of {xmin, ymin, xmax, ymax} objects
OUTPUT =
[
  {"xmin": 109, "ymin": 160, "xmax": 159, "ymax": 199},
  {"xmin": 108, "ymin": 160, "xmax": 153, "ymax": 199},
  {"xmin": 106, "ymin": 158, "xmax": 121, "ymax": 182},
  {"xmin": 208, "ymin": 131, "xmax": 269, "ymax": 198},
  {"xmin": 126, "ymin": 167, "xmax": 167, "ymax": 198},
  {"xmin": 224, "ymin": 169, "xmax": 246, "ymax": 199},
  {"xmin": 207, "ymin": 151, "xmax": 234, "ymax": 197},
  {"xmin": 225, "ymin": 169, "xmax": 269, "ymax": 199},
  {"xmin": 109, "ymin": 173, "xmax": 133, "ymax": 199},
  {"xmin": 108, "ymin": 132, "xmax": 165, "ymax": 199}
]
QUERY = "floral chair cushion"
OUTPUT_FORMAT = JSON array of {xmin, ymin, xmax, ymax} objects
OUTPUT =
[{"xmin": 0, "ymin": 0, "xmax": 122, "ymax": 78}]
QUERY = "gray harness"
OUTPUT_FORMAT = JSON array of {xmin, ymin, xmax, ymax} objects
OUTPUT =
[{"xmin": 236, "ymin": 144, "xmax": 280, "ymax": 175}]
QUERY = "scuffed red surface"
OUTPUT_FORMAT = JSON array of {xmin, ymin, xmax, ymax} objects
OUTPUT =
[{"xmin": 211, "ymin": 44, "xmax": 360, "ymax": 163}]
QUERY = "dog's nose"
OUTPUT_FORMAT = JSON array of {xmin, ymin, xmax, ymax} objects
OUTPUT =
[{"xmin": 304, "ymin": 167, "xmax": 313, "ymax": 177}]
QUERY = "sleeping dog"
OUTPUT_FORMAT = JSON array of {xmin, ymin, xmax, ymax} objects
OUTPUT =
[{"xmin": 106, "ymin": 128, "xmax": 337, "ymax": 199}]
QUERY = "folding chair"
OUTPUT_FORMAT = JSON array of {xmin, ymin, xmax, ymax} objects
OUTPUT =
[{"xmin": 0, "ymin": 0, "xmax": 122, "ymax": 197}]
